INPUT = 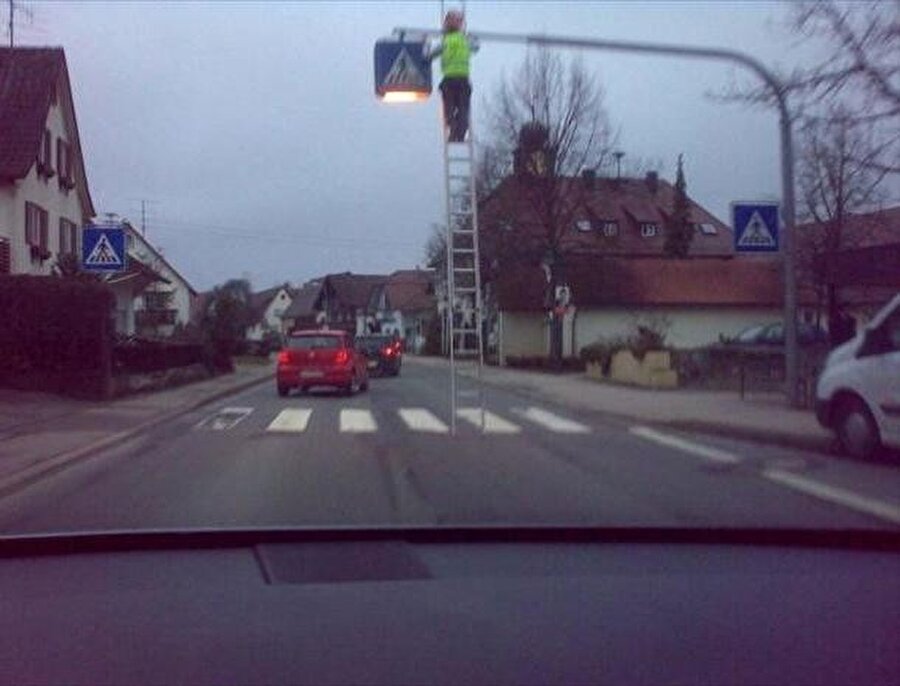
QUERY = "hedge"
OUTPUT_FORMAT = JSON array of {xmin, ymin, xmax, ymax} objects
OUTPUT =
[
  {"xmin": 0, "ymin": 275, "xmax": 115, "ymax": 398},
  {"xmin": 113, "ymin": 336, "xmax": 205, "ymax": 374}
]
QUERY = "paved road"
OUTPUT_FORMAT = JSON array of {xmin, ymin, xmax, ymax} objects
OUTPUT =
[{"xmin": 0, "ymin": 358, "xmax": 898, "ymax": 533}]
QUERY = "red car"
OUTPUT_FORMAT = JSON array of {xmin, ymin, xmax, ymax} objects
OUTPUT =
[{"xmin": 276, "ymin": 330, "xmax": 369, "ymax": 397}]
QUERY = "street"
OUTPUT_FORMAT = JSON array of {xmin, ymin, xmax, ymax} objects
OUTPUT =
[{"xmin": 0, "ymin": 357, "xmax": 897, "ymax": 533}]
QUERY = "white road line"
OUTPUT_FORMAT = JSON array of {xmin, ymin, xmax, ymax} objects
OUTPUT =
[
  {"xmin": 515, "ymin": 407, "xmax": 590, "ymax": 434},
  {"xmin": 340, "ymin": 409, "xmax": 378, "ymax": 433},
  {"xmin": 196, "ymin": 406, "xmax": 254, "ymax": 430},
  {"xmin": 398, "ymin": 408, "xmax": 449, "ymax": 434},
  {"xmin": 628, "ymin": 426, "xmax": 741, "ymax": 465},
  {"xmin": 763, "ymin": 469, "xmax": 900, "ymax": 526},
  {"xmin": 457, "ymin": 408, "xmax": 521, "ymax": 434},
  {"xmin": 267, "ymin": 408, "xmax": 312, "ymax": 433}
]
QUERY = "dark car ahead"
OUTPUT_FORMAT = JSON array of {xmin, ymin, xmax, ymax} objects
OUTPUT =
[
  {"xmin": 276, "ymin": 330, "xmax": 368, "ymax": 396},
  {"xmin": 355, "ymin": 334, "xmax": 402, "ymax": 376}
]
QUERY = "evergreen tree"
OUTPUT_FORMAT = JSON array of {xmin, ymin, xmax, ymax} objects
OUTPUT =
[{"xmin": 664, "ymin": 154, "xmax": 693, "ymax": 258}]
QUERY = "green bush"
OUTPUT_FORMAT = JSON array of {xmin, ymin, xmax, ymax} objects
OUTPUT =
[{"xmin": 0, "ymin": 275, "xmax": 114, "ymax": 397}]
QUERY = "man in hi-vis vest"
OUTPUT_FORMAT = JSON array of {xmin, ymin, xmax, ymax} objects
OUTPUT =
[{"xmin": 426, "ymin": 10, "xmax": 479, "ymax": 143}]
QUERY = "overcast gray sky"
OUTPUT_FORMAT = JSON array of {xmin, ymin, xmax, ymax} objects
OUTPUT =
[{"xmin": 17, "ymin": 1, "xmax": 814, "ymax": 291}]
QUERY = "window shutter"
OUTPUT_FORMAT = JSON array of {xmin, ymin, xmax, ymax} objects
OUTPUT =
[
  {"xmin": 40, "ymin": 209, "xmax": 49, "ymax": 251},
  {"xmin": 0, "ymin": 238, "xmax": 9, "ymax": 274}
]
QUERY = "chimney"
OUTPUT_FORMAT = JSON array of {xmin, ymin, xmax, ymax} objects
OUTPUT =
[
  {"xmin": 581, "ymin": 168, "xmax": 596, "ymax": 190},
  {"xmin": 645, "ymin": 171, "xmax": 659, "ymax": 194}
]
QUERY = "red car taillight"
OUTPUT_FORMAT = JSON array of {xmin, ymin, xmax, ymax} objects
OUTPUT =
[
  {"xmin": 277, "ymin": 350, "xmax": 290, "ymax": 365},
  {"xmin": 382, "ymin": 346, "xmax": 394, "ymax": 357},
  {"xmin": 335, "ymin": 349, "xmax": 350, "ymax": 365}
]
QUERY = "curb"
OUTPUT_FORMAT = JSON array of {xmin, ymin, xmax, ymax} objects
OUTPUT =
[{"xmin": 0, "ymin": 370, "xmax": 274, "ymax": 498}]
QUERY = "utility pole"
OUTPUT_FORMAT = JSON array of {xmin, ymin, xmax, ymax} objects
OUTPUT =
[
  {"xmin": 8, "ymin": 0, "xmax": 13, "ymax": 47},
  {"xmin": 614, "ymin": 151, "xmax": 624, "ymax": 179},
  {"xmin": 141, "ymin": 200, "xmax": 147, "ymax": 237},
  {"xmin": 393, "ymin": 26, "xmax": 802, "ymax": 407}
]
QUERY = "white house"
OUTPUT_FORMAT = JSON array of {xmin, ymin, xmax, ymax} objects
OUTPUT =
[
  {"xmin": 0, "ymin": 47, "xmax": 95, "ymax": 275},
  {"xmin": 247, "ymin": 285, "xmax": 294, "ymax": 341},
  {"xmin": 366, "ymin": 269, "xmax": 436, "ymax": 352},
  {"xmin": 107, "ymin": 222, "xmax": 197, "ymax": 338}
]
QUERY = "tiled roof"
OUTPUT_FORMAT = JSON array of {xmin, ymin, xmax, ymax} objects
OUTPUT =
[
  {"xmin": 797, "ymin": 205, "xmax": 900, "ymax": 251},
  {"xmin": 481, "ymin": 175, "xmax": 733, "ymax": 258},
  {"xmin": 495, "ymin": 256, "xmax": 784, "ymax": 311},
  {"xmin": 0, "ymin": 46, "xmax": 95, "ymax": 215},
  {"xmin": 282, "ymin": 280, "xmax": 323, "ymax": 319},
  {"xmin": 248, "ymin": 285, "xmax": 293, "ymax": 324},
  {"xmin": 386, "ymin": 269, "xmax": 435, "ymax": 312},
  {"xmin": 325, "ymin": 273, "xmax": 387, "ymax": 309},
  {"xmin": 0, "ymin": 47, "xmax": 61, "ymax": 180}
]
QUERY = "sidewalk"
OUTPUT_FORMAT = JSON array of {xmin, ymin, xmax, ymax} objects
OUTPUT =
[
  {"xmin": 0, "ymin": 362, "xmax": 274, "ymax": 494},
  {"xmin": 410, "ymin": 356, "xmax": 833, "ymax": 453}
]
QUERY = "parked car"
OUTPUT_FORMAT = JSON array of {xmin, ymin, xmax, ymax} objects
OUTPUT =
[
  {"xmin": 815, "ymin": 293, "xmax": 900, "ymax": 460},
  {"xmin": 355, "ymin": 334, "xmax": 402, "ymax": 376},
  {"xmin": 276, "ymin": 330, "xmax": 368, "ymax": 396},
  {"xmin": 729, "ymin": 322, "xmax": 828, "ymax": 346}
]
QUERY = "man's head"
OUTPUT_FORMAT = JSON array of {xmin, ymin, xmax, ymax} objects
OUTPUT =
[{"xmin": 443, "ymin": 9, "xmax": 464, "ymax": 32}]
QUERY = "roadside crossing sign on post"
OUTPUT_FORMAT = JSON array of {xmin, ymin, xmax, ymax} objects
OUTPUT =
[
  {"xmin": 732, "ymin": 202, "xmax": 780, "ymax": 253},
  {"xmin": 82, "ymin": 224, "xmax": 126, "ymax": 272}
]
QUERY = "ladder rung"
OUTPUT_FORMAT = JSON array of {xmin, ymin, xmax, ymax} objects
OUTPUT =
[
  {"xmin": 456, "ymin": 390, "xmax": 480, "ymax": 397},
  {"xmin": 453, "ymin": 267, "xmax": 475, "ymax": 273},
  {"xmin": 454, "ymin": 287, "xmax": 478, "ymax": 293},
  {"xmin": 453, "ymin": 247, "xmax": 475, "ymax": 253},
  {"xmin": 453, "ymin": 229, "xmax": 475, "ymax": 234},
  {"xmin": 448, "ymin": 174, "xmax": 471, "ymax": 180}
]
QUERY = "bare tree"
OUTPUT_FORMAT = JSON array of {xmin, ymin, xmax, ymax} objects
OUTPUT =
[
  {"xmin": 795, "ymin": 104, "xmax": 889, "ymax": 331},
  {"xmin": 722, "ymin": 1, "xmax": 899, "ymax": 177},
  {"xmin": 479, "ymin": 47, "xmax": 616, "ymax": 365}
]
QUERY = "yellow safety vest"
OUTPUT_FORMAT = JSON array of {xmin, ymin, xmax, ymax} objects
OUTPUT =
[{"xmin": 441, "ymin": 31, "xmax": 470, "ymax": 79}]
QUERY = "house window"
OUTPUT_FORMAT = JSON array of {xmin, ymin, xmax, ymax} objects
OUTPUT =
[
  {"xmin": 36, "ymin": 129, "xmax": 54, "ymax": 177},
  {"xmin": 0, "ymin": 237, "xmax": 9, "ymax": 274},
  {"xmin": 59, "ymin": 218, "xmax": 78, "ymax": 255},
  {"xmin": 640, "ymin": 222, "xmax": 659, "ymax": 238},
  {"xmin": 144, "ymin": 291, "xmax": 171, "ymax": 310},
  {"xmin": 56, "ymin": 138, "xmax": 73, "ymax": 190},
  {"xmin": 25, "ymin": 202, "xmax": 48, "ymax": 251},
  {"xmin": 573, "ymin": 219, "xmax": 592, "ymax": 232},
  {"xmin": 600, "ymin": 221, "xmax": 618, "ymax": 237},
  {"xmin": 697, "ymin": 222, "xmax": 718, "ymax": 235}
]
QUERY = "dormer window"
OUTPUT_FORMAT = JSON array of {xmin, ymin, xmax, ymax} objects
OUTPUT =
[
  {"xmin": 697, "ymin": 222, "xmax": 718, "ymax": 235},
  {"xmin": 600, "ymin": 221, "xmax": 618, "ymax": 237},
  {"xmin": 640, "ymin": 222, "xmax": 659, "ymax": 238},
  {"xmin": 574, "ymin": 219, "xmax": 592, "ymax": 232}
]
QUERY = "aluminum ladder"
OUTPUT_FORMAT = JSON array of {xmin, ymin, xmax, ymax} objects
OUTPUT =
[{"xmin": 442, "ymin": 130, "xmax": 485, "ymax": 435}]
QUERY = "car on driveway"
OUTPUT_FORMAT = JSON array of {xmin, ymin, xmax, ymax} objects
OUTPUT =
[
  {"xmin": 355, "ymin": 334, "xmax": 402, "ymax": 376},
  {"xmin": 729, "ymin": 322, "xmax": 828, "ymax": 346},
  {"xmin": 276, "ymin": 330, "xmax": 368, "ymax": 397}
]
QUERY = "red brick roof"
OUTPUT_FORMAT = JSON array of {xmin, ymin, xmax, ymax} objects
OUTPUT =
[
  {"xmin": 325, "ymin": 273, "xmax": 387, "ymax": 310},
  {"xmin": 481, "ymin": 175, "xmax": 733, "ymax": 258},
  {"xmin": 0, "ymin": 47, "xmax": 95, "ymax": 215},
  {"xmin": 797, "ymin": 205, "xmax": 900, "ymax": 251},
  {"xmin": 495, "ymin": 256, "xmax": 784, "ymax": 311},
  {"xmin": 386, "ymin": 269, "xmax": 434, "ymax": 312}
]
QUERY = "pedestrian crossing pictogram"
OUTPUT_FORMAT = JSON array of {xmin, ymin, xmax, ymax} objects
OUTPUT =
[
  {"xmin": 84, "ymin": 233, "xmax": 123, "ymax": 266},
  {"xmin": 383, "ymin": 48, "xmax": 427, "ymax": 88},
  {"xmin": 736, "ymin": 210, "xmax": 777, "ymax": 248}
]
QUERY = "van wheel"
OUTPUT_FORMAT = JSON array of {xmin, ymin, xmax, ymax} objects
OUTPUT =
[
  {"xmin": 836, "ymin": 397, "xmax": 880, "ymax": 460},
  {"xmin": 277, "ymin": 384, "xmax": 290, "ymax": 398}
]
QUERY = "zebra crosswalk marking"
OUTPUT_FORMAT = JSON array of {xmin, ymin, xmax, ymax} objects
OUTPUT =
[
  {"xmin": 398, "ymin": 408, "xmax": 449, "ymax": 433},
  {"xmin": 457, "ymin": 408, "xmax": 521, "ymax": 434},
  {"xmin": 340, "ymin": 409, "xmax": 378, "ymax": 433},
  {"xmin": 267, "ymin": 408, "xmax": 312, "ymax": 433},
  {"xmin": 515, "ymin": 407, "xmax": 590, "ymax": 434}
]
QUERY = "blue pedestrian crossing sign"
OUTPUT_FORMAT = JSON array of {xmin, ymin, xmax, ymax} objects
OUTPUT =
[
  {"xmin": 732, "ymin": 202, "xmax": 780, "ymax": 253},
  {"xmin": 82, "ymin": 225, "xmax": 126, "ymax": 272},
  {"xmin": 374, "ymin": 38, "xmax": 432, "ymax": 102}
]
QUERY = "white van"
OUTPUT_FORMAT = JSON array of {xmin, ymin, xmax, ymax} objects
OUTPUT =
[{"xmin": 816, "ymin": 293, "xmax": 900, "ymax": 460}]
